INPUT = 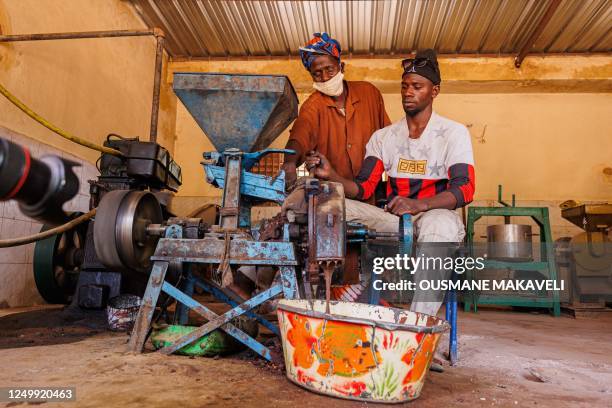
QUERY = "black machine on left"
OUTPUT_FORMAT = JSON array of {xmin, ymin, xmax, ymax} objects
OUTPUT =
[{"xmin": 0, "ymin": 135, "xmax": 182, "ymax": 309}]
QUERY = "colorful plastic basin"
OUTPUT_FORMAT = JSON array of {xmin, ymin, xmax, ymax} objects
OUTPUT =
[{"xmin": 277, "ymin": 299, "xmax": 449, "ymax": 403}]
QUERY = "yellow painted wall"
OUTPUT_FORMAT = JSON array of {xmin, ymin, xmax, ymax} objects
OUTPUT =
[
  {"xmin": 387, "ymin": 93, "xmax": 612, "ymax": 201},
  {"xmin": 170, "ymin": 56, "xmax": 612, "ymax": 202},
  {"xmin": 0, "ymin": 0, "xmax": 176, "ymax": 163}
]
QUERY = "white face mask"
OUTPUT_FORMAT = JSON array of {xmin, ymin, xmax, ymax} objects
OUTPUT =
[{"xmin": 313, "ymin": 71, "xmax": 344, "ymax": 97}]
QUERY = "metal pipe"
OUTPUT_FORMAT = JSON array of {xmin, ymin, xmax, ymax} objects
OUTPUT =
[
  {"xmin": 514, "ymin": 0, "xmax": 562, "ymax": 68},
  {"xmin": 150, "ymin": 35, "xmax": 164, "ymax": 143},
  {"xmin": 498, "ymin": 184, "xmax": 510, "ymax": 207},
  {"xmin": 0, "ymin": 29, "xmax": 160, "ymax": 42},
  {"xmin": 371, "ymin": 231, "xmax": 400, "ymax": 238},
  {"xmin": 146, "ymin": 223, "xmax": 167, "ymax": 236}
]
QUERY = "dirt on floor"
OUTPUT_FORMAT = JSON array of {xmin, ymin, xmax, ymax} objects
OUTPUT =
[{"xmin": 1, "ymin": 306, "xmax": 611, "ymax": 408}]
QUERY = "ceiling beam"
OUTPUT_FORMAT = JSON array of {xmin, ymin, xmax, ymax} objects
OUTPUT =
[{"xmin": 514, "ymin": 0, "xmax": 562, "ymax": 68}]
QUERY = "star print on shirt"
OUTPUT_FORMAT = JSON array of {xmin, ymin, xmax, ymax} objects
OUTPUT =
[
  {"xmin": 433, "ymin": 127, "xmax": 448, "ymax": 138},
  {"xmin": 417, "ymin": 145, "xmax": 431, "ymax": 157},
  {"xmin": 428, "ymin": 161, "xmax": 445, "ymax": 176}
]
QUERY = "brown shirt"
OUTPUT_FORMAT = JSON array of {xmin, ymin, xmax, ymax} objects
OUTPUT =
[{"xmin": 288, "ymin": 81, "xmax": 391, "ymax": 180}]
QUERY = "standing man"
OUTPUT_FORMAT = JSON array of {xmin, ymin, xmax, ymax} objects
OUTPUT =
[
  {"xmin": 281, "ymin": 32, "xmax": 390, "ymax": 189},
  {"xmin": 306, "ymin": 49, "xmax": 476, "ymax": 316}
]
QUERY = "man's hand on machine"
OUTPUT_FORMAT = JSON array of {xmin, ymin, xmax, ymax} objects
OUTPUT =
[
  {"xmin": 386, "ymin": 196, "xmax": 429, "ymax": 216},
  {"xmin": 305, "ymin": 151, "xmax": 337, "ymax": 180}
]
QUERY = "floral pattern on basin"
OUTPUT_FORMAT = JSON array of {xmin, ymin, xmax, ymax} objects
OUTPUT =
[{"xmin": 278, "ymin": 300, "xmax": 448, "ymax": 403}]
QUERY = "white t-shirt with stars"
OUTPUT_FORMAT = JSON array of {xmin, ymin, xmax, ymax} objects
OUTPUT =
[{"xmin": 355, "ymin": 112, "xmax": 475, "ymax": 207}]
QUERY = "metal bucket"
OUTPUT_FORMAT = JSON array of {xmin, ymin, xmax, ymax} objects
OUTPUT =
[
  {"xmin": 277, "ymin": 299, "xmax": 449, "ymax": 403},
  {"xmin": 106, "ymin": 295, "xmax": 141, "ymax": 331},
  {"xmin": 487, "ymin": 224, "xmax": 533, "ymax": 261}
]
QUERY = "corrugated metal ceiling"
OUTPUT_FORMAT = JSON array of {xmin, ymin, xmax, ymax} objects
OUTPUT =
[{"xmin": 128, "ymin": 0, "xmax": 612, "ymax": 58}]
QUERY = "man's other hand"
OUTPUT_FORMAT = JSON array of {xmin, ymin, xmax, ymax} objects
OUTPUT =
[
  {"xmin": 386, "ymin": 196, "xmax": 428, "ymax": 215},
  {"xmin": 305, "ymin": 151, "xmax": 336, "ymax": 180}
]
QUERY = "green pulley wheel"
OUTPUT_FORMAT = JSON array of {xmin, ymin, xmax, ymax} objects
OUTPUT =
[{"xmin": 33, "ymin": 212, "xmax": 88, "ymax": 304}]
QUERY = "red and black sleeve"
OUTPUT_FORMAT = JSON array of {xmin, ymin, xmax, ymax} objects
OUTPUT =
[
  {"xmin": 447, "ymin": 163, "xmax": 475, "ymax": 208},
  {"xmin": 354, "ymin": 156, "xmax": 385, "ymax": 200}
]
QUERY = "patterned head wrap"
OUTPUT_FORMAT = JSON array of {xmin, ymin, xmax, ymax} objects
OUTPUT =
[{"xmin": 299, "ymin": 32, "xmax": 342, "ymax": 70}]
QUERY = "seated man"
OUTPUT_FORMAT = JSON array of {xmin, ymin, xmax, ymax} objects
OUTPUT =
[{"xmin": 306, "ymin": 49, "xmax": 475, "ymax": 316}]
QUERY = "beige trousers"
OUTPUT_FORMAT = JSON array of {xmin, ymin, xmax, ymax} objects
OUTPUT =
[
  {"xmin": 345, "ymin": 199, "xmax": 465, "ymax": 241},
  {"xmin": 346, "ymin": 199, "xmax": 465, "ymax": 316}
]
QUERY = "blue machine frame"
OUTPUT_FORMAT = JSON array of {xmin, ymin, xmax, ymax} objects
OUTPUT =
[
  {"xmin": 127, "ymin": 222, "xmax": 299, "ymax": 361},
  {"xmin": 127, "ymin": 145, "xmax": 301, "ymax": 360},
  {"xmin": 128, "ymin": 73, "xmax": 303, "ymax": 360}
]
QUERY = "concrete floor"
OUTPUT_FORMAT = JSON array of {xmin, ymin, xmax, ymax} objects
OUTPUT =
[{"xmin": 1, "ymin": 306, "xmax": 611, "ymax": 408}]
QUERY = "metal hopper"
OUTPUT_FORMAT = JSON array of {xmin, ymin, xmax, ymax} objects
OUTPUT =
[{"xmin": 173, "ymin": 73, "xmax": 298, "ymax": 153}]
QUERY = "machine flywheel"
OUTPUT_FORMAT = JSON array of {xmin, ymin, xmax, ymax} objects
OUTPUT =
[
  {"xmin": 33, "ymin": 212, "xmax": 87, "ymax": 304},
  {"xmin": 94, "ymin": 190, "xmax": 162, "ymax": 272}
]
